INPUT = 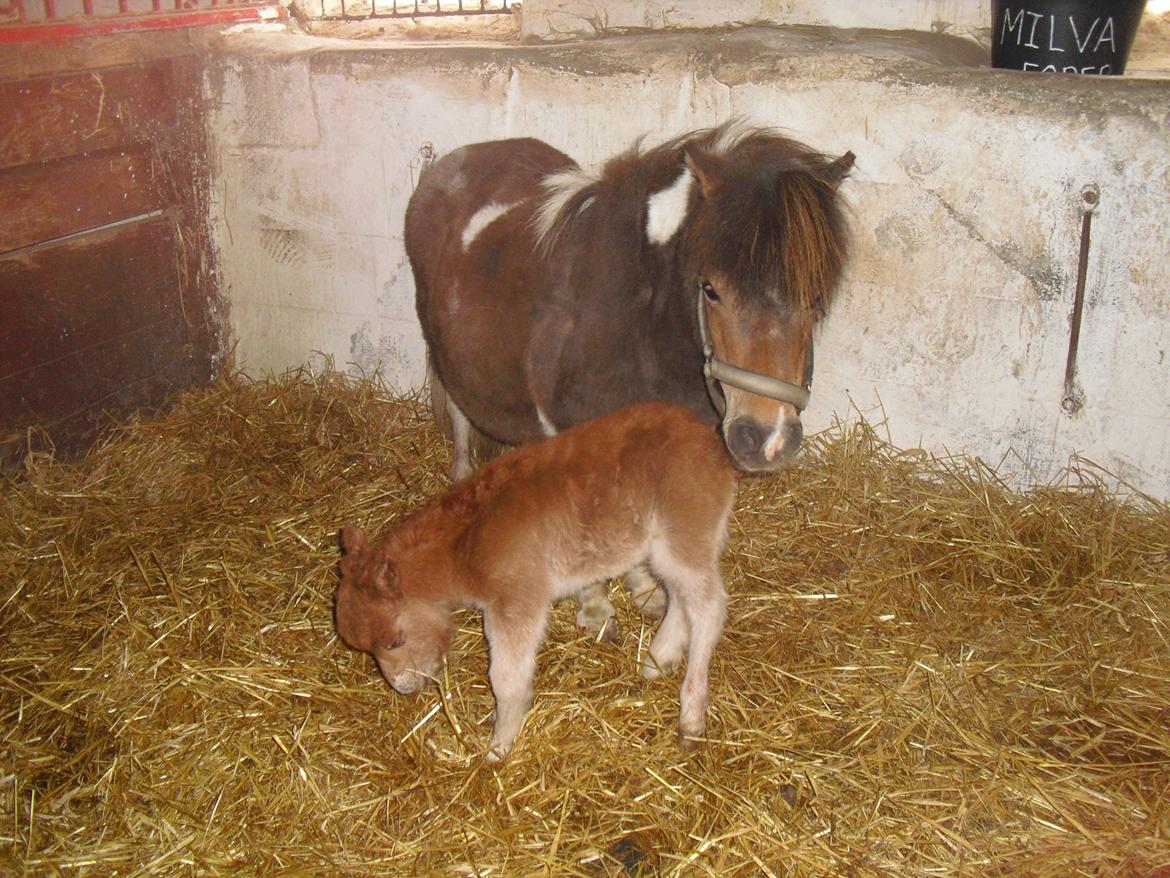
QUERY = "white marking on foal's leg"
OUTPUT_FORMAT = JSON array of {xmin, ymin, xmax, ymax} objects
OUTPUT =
[
  {"xmin": 461, "ymin": 201, "xmax": 518, "ymax": 252},
  {"xmin": 575, "ymin": 582, "xmax": 618, "ymax": 643},
  {"xmin": 446, "ymin": 395, "xmax": 474, "ymax": 482},
  {"xmin": 483, "ymin": 606, "xmax": 548, "ymax": 763},
  {"xmin": 645, "ymin": 168, "xmax": 693, "ymax": 245},
  {"xmin": 625, "ymin": 562, "xmax": 666, "ymax": 619}
]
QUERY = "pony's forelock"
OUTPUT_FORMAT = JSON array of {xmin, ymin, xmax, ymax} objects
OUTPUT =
[{"xmin": 529, "ymin": 121, "xmax": 851, "ymax": 311}]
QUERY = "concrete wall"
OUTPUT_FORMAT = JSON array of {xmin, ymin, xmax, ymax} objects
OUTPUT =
[
  {"xmin": 518, "ymin": 0, "xmax": 990, "ymax": 42},
  {"xmin": 206, "ymin": 24, "xmax": 1170, "ymax": 497}
]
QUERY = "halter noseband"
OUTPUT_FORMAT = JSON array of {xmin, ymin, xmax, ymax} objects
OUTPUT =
[{"xmin": 696, "ymin": 285, "xmax": 812, "ymax": 413}]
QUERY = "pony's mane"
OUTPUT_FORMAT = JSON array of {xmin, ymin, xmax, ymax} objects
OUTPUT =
[{"xmin": 531, "ymin": 120, "xmax": 852, "ymax": 313}]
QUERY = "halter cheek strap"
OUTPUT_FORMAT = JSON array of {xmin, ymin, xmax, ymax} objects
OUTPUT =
[{"xmin": 696, "ymin": 286, "xmax": 813, "ymax": 413}]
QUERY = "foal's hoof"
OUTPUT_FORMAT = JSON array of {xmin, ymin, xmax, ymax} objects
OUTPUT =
[
  {"xmin": 594, "ymin": 616, "xmax": 620, "ymax": 643},
  {"xmin": 640, "ymin": 654, "xmax": 679, "ymax": 680},
  {"xmin": 631, "ymin": 585, "xmax": 668, "ymax": 620},
  {"xmin": 576, "ymin": 605, "xmax": 619, "ymax": 643},
  {"xmin": 485, "ymin": 743, "xmax": 511, "ymax": 764},
  {"xmin": 678, "ymin": 729, "xmax": 704, "ymax": 752}
]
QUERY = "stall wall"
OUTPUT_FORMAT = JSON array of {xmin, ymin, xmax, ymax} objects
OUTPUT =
[
  {"xmin": 207, "ymin": 26, "xmax": 1170, "ymax": 497},
  {"xmin": 0, "ymin": 56, "xmax": 222, "ymax": 468}
]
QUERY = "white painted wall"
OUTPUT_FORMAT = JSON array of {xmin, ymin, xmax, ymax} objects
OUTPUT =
[
  {"xmin": 518, "ymin": 0, "xmax": 990, "ymax": 42},
  {"xmin": 207, "ymin": 24, "xmax": 1170, "ymax": 497}
]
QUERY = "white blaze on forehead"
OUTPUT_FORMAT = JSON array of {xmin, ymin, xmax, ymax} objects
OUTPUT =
[
  {"xmin": 645, "ymin": 168, "xmax": 694, "ymax": 246},
  {"xmin": 462, "ymin": 202, "xmax": 518, "ymax": 252}
]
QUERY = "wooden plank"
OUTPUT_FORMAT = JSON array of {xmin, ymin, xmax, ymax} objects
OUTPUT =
[
  {"xmin": 0, "ymin": 319, "xmax": 187, "ymax": 465},
  {"xmin": 0, "ymin": 214, "xmax": 196, "ymax": 464},
  {"xmin": 0, "ymin": 62, "xmax": 175, "ymax": 170},
  {"xmin": 0, "ymin": 214, "xmax": 184, "ymax": 380},
  {"xmin": 0, "ymin": 144, "xmax": 163, "ymax": 252}
]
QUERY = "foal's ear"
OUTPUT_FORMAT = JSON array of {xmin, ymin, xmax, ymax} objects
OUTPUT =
[
  {"xmin": 371, "ymin": 558, "xmax": 398, "ymax": 593},
  {"xmin": 683, "ymin": 144, "xmax": 728, "ymax": 198},
  {"xmin": 822, "ymin": 150, "xmax": 856, "ymax": 190},
  {"xmin": 340, "ymin": 523, "xmax": 369, "ymax": 556}
]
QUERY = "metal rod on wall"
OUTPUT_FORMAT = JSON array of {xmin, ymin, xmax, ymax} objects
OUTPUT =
[{"xmin": 1061, "ymin": 183, "xmax": 1099, "ymax": 415}]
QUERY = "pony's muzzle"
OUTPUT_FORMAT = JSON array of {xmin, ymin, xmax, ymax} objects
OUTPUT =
[{"xmin": 726, "ymin": 415, "xmax": 803, "ymax": 472}]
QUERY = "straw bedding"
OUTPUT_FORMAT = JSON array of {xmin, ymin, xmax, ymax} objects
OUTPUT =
[{"xmin": 2, "ymin": 370, "xmax": 1168, "ymax": 876}]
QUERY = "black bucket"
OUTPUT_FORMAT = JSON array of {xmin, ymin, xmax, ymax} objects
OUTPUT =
[{"xmin": 991, "ymin": 0, "xmax": 1147, "ymax": 75}]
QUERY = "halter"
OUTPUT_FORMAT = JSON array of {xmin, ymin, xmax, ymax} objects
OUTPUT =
[{"xmin": 696, "ymin": 285, "xmax": 813, "ymax": 414}]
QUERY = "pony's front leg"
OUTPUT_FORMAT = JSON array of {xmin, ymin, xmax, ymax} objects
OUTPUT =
[
  {"xmin": 483, "ymin": 603, "xmax": 548, "ymax": 763},
  {"xmin": 574, "ymin": 581, "xmax": 618, "ymax": 642}
]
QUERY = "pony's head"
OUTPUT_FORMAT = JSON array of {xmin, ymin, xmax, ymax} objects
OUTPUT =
[
  {"xmin": 663, "ymin": 126, "xmax": 854, "ymax": 472},
  {"xmin": 335, "ymin": 524, "xmax": 452, "ymax": 694}
]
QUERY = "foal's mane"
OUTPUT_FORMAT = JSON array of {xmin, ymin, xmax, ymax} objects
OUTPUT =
[{"xmin": 532, "ymin": 120, "xmax": 852, "ymax": 313}]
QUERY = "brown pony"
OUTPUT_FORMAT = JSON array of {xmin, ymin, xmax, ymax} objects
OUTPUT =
[
  {"xmin": 406, "ymin": 121, "xmax": 852, "ymax": 635},
  {"xmin": 335, "ymin": 402, "xmax": 737, "ymax": 762}
]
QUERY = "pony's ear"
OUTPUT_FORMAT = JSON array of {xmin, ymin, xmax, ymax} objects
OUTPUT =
[
  {"xmin": 823, "ymin": 150, "xmax": 855, "ymax": 190},
  {"xmin": 340, "ymin": 523, "xmax": 368, "ymax": 556},
  {"xmin": 683, "ymin": 145, "xmax": 727, "ymax": 198}
]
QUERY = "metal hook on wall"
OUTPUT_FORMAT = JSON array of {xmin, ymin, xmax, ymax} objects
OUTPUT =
[
  {"xmin": 1061, "ymin": 183, "xmax": 1099, "ymax": 416},
  {"xmin": 410, "ymin": 142, "xmax": 436, "ymax": 191}
]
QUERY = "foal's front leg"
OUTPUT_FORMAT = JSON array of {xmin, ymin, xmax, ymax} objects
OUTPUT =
[{"xmin": 483, "ymin": 603, "xmax": 548, "ymax": 762}]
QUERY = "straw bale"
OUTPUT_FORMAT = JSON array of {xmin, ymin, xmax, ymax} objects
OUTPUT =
[{"xmin": 1, "ymin": 369, "xmax": 1167, "ymax": 876}]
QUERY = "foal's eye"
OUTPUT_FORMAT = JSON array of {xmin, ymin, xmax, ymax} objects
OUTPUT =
[
  {"xmin": 701, "ymin": 281, "xmax": 720, "ymax": 303},
  {"xmin": 387, "ymin": 632, "xmax": 406, "ymax": 650}
]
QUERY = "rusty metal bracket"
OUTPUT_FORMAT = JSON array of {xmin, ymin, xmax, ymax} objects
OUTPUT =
[
  {"xmin": 1061, "ymin": 184, "xmax": 1098, "ymax": 415},
  {"xmin": 410, "ymin": 142, "xmax": 435, "ymax": 191}
]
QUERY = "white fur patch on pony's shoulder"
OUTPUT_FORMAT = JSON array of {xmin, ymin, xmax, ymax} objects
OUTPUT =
[
  {"xmin": 462, "ymin": 202, "xmax": 518, "ymax": 252},
  {"xmin": 645, "ymin": 168, "xmax": 694, "ymax": 246}
]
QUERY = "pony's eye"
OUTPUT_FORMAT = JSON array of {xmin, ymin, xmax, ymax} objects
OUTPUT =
[
  {"xmin": 701, "ymin": 281, "xmax": 720, "ymax": 303},
  {"xmin": 387, "ymin": 632, "xmax": 406, "ymax": 650}
]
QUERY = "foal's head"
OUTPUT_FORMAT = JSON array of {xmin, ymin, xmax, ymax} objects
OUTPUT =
[
  {"xmin": 335, "ymin": 524, "xmax": 452, "ymax": 694},
  {"xmin": 678, "ymin": 128, "xmax": 853, "ymax": 472}
]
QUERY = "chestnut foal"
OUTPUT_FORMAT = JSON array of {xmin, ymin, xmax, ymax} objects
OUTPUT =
[{"xmin": 335, "ymin": 401, "xmax": 736, "ymax": 761}]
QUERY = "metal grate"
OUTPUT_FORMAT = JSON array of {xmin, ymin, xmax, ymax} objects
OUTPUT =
[
  {"xmin": 319, "ymin": 0, "xmax": 511, "ymax": 21},
  {"xmin": 0, "ymin": 0, "xmax": 283, "ymax": 39}
]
